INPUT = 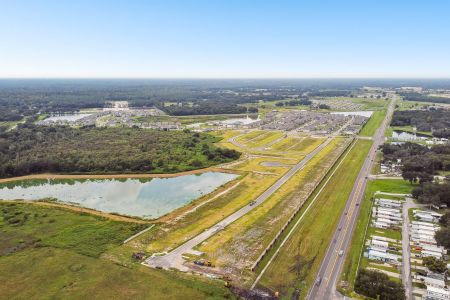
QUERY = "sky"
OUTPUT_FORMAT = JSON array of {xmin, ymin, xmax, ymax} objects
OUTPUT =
[{"xmin": 1, "ymin": 0, "xmax": 450, "ymax": 78}]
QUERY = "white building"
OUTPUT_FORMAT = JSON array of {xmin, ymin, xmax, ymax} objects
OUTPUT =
[
  {"xmin": 422, "ymin": 250, "xmax": 443, "ymax": 259},
  {"xmin": 367, "ymin": 249, "xmax": 399, "ymax": 264},
  {"xmin": 371, "ymin": 239, "xmax": 389, "ymax": 251},
  {"xmin": 423, "ymin": 286, "xmax": 449, "ymax": 300}
]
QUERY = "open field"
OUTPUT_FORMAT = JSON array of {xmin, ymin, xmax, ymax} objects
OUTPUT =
[
  {"xmin": 0, "ymin": 202, "xmax": 146, "ymax": 257},
  {"xmin": 0, "ymin": 202, "xmax": 234, "ymax": 299},
  {"xmin": 235, "ymin": 130, "xmax": 285, "ymax": 149},
  {"xmin": 255, "ymin": 139, "xmax": 372, "ymax": 298},
  {"xmin": 270, "ymin": 136, "xmax": 325, "ymax": 153},
  {"xmin": 198, "ymin": 138, "xmax": 350, "ymax": 281},
  {"xmin": 339, "ymin": 179, "xmax": 415, "ymax": 296},
  {"xmin": 359, "ymin": 110, "xmax": 387, "ymax": 137}
]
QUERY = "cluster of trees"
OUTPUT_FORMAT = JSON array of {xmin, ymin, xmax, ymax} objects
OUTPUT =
[
  {"xmin": 422, "ymin": 256, "xmax": 448, "ymax": 273},
  {"xmin": 382, "ymin": 143, "xmax": 450, "ymax": 183},
  {"xmin": 391, "ymin": 110, "xmax": 450, "ymax": 138},
  {"xmin": 160, "ymin": 101, "xmax": 248, "ymax": 115},
  {"xmin": 435, "ymin": 212, "xmax": 450, "ymax": 251},
  {"xmin": 274, "ymin": 99, "xmax": 312, "ymax": 107},
  {"xmin": 318, "ymin": 104, "xmax": 330, "ymax": 109},
  {"xmin": 412, "ymin": 181, "xmax": 450, "ymax": 208},
  {"xmin": 0, "ymin": 125, "xmax": 240, "ymax": 178},
  {"xmin": 355, "ymin": 269, "xmax": 405, "ymax": 300},
  {"xmin": 398, "ymin": 92, "xmax": 450, "ymax": 104}
]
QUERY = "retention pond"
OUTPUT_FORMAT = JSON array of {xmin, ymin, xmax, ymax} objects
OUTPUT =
[{"xmin": 0, "ymin": 172, "xmax": 238, "ymax": 219}]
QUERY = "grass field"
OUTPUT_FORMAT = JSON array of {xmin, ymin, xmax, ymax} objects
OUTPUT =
[
  {"xmin": 236, "ymin": 130, "xmax": 285, "ymax": 149},
  {"xmin": 198, "ymin": 138, "xmax": 349, "ymax": 280},
  {"xmin": 270, "ymin": 137, "xmax": 324, "ymax": 153},
  {"xmin": 0, "ymin": 202, "xmax": 146, "ymax": 257},
  {"xmin": 0, "ymin": 202, "xmax": 234, "ymax": 299},
  {"xmin": 256, "ymin": 139, "xmax": 372, "ymax": 298},
  {"xmin": 359, "ymin": 110, "xmax": 386, "ymax": 137},
  {"xmin": 339, "ymin": 179, "xmax": 415, "ymax": 295}
]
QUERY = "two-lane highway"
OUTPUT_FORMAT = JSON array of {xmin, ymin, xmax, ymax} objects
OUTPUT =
[{"xmin": 307, "ymin": 96, "xmax": 396, "ymax": 299}]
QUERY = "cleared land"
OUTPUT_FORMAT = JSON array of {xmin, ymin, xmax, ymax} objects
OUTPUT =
[
  {"xmin": 0, "ymin": 202, "xmax": 234, "ymax": 299},
  {"xmin": 339, "ymin": 179, "xmax": 415, "ymax": 296},
  {"xmin": 198, "ymin": 137, "xmax": 349, "ymax": 282},
  {"xmin": 255, "ymin": 139, "xmax": 372, "ymax": 298}
]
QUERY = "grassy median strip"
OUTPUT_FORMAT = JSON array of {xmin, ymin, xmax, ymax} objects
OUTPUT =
[
  {"xmin": 254, "ymin": 139, "xmax": 372, "ymax": 298},
  {"xmin": 339, "ymin": 179, "xmax": 415, "ymax": 296},
  {"xmin": 359, "ymin": 110, "xmax": 387, "ymax": 137}
]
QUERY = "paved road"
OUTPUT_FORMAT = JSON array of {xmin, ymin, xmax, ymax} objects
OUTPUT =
[
  {"xmin": 145, "ymin": 136, "xmax": 334, "ymax": 271},
  {"xmin": 307, "ymin": 97, "xmax": 396, "ymax": 300},
  {"xmin": 402, "ymin": 197, "xmax": 416, "ymax": 300}
]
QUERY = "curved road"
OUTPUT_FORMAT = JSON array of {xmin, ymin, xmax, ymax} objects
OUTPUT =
[{"xmin": 307, "ymin": 96, "xmax": 396, "ymax": 300}]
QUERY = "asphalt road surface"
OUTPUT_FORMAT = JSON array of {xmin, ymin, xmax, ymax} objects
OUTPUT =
[
  {"xmin": 145, "ymin": 136, "xmax": 334, "ymax": 271},
  {"xmin": 307, "ymin": 97, "xmax": 396, "ymax": 300}
]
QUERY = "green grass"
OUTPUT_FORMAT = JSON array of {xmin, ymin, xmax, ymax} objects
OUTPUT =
[
  {"xmin": 257, "ymin": 139, "xmax": 372, "ymax": 298},
  {"xmin": 339, "ymin": 179, "xmax": 415, "ymax": 294},
  {"xmin": 359, "ymin": 110, "xmax": 386, "ymax": 137},
  {"xmin": 0, "ymin": 202, "xmax": 235, "ymax": 299},
  {"xmin": 0, "ymin": 202, "xmax": 147, "ymax": 257},
  {"xmin": 0, "ymin": 247, "xmax": 235, "ymax": 300}
]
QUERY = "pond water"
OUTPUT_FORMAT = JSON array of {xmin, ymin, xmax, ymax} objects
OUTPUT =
[
  {"xmin": 0, "ymin": 172, "xmax": 238, "ymax": 219},
  {"xmin": 44, "ymin": 113, "xmax": 92, "ymax": 122},
  {"xmin": 221, "ymin": 115, "xmax": 261, "ymax": 125},
  {"xmin": 392, "ymin": 130, "xmax": 429, "ymax": 142},
  {"xmin": 331, "ymin": 111, "xmax": 373, "ymax": 118}
]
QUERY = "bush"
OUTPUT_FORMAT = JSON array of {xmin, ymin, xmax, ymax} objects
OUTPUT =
[
  {"xmin": 422, "ymin": 256, "xmax": 447, "ymax": 273},
  {"xmin": 355, "ymin": 269, "xmax": 405, "ymax": 300}
]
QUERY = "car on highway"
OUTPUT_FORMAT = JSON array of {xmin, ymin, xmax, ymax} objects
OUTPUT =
[
  {"xmin": 338, "ymin": 250, "xmax": 344, "ymax": 256},
  {"xmin": 315, "ymin": 277, "xmax": 322, "ymax": 286}
]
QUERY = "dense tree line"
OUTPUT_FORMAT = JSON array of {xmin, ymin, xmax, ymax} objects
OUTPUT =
[
  {"xmin": 274, "ymin": 99, "xmax": 312, "ymax": 107},
  {"xmin": 159, "ymin": 101, "xmax": 247, "ymax": 115},
  {"xmin": 308, "ymin": 90, "xmax": 352, "ymax": 97},
  {"xmin": 355, "ymin": 269, "xmax": 405, "ymax": 300},
  {"xmin": 382, "ymin": 143, "xmax": 450, "ymax": 183},
  {"xmin": 398, "ymin": 92, "xmax": 450, "ymax": 104},
  {"xmin": 0, "ymin": 81, "xmax": 305, "ymax": 120},
  {"xmin": 0, "ymin": 125, "xmax": 240, "ymax": 178},
  {"xmin": 391, "ymin": 110, "xmax": 450, "ymax": 138}
]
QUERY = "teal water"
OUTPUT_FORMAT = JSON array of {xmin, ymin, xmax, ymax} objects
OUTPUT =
[{"xmin": 0, "ymin": 172, "xmax": 238, "ymax": 219}]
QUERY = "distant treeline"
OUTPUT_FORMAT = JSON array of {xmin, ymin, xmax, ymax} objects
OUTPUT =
[
  {"xmin": 308, "ymin": 90, "xmax": 352, "ymax": 97},
  {"xmin": 398, "ymin": 92, "xmax": 450, "ymax": 104},
  {"xmin": 0, "ymin": 83, "xmax": 303, "ymax": 120},
  {"xmin": 391, "ymin": 110, "xmax": 450, "ymax": 138},
  {"xmin": 0, "ymin": 125, "xmax": 240, "ymax": 178}
]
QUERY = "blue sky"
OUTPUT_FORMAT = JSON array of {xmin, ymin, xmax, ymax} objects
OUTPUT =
[{"xmin": 1, "ymin": 0, "xmax": 449, "ymax": 78}]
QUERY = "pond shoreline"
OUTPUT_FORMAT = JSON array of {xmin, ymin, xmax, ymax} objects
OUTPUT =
[{"xmin": 0, "ymin": 167, "xmax": 242, "ymax": 184}]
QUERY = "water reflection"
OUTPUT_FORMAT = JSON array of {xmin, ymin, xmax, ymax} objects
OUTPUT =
[{"xmin": 0, "ymin": 172, "xmax": 238, "ymax": 219}]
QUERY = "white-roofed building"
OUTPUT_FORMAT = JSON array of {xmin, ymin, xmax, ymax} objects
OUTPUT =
[
  {"xmin": 423, "ymin": 286, "xmax": 449, "ymax": 300},
  {"xmin": 367, "ymin": 249, "xmax": 400, "ymax": 264}
]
